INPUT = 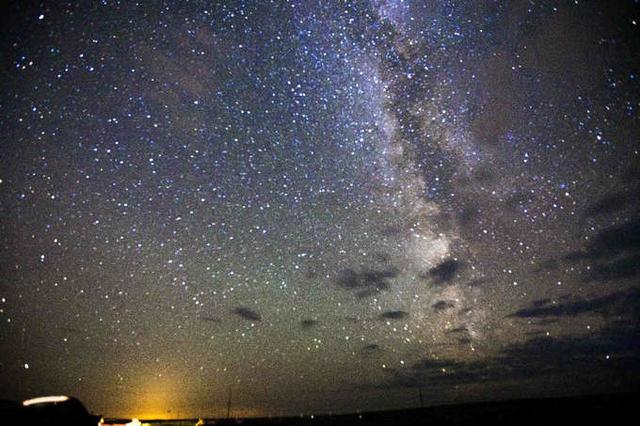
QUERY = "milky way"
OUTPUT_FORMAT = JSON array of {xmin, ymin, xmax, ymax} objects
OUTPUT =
[{"xmin": 1, "ymin": 0, "xmax": 639, "ymax": 419}]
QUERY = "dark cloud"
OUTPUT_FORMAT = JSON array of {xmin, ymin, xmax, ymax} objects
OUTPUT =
[
  {"xmin": 335, "ymin": 266, "xmax": 399, "ymax": 298},
  {"xmin": 524, "ymin": 330, "xmax": 548, "ymax": 337},
  {"xmin": 380, "ymin": 310, "xmax": 409, "ymax": 320},
  {"xmin": 565, "ymin": 217, "xmax": 640, "ymax": 282},
  {"xmin": 584, "ymin": 192, "xmax": 636, "ymax": 217},
  {"xmin": 300, "ymin": 319, "xmax": 318, "ymax": 328},
  {"xmin": 509, "ymin": 290, "xmax": 639, "ymax": 319},
  {"xmin": 532, "ymin": 298, "xmax": 552, "ymax": 307},
  {"xmin": 533, "ymin": 318, "xmax": 561, "ymax": 326},
  {"xmin": 424, "ymin": 259, "xmax": 463, "ymax": 285},
  {"xmin": 510, "ymin": 289, "xmax": 640, "ymax": 318},
  {"xmin": 586, "ymin": 255, "xmax": 640, "ymax": 283},
  {"xmin": 383, "ymin": 318, "xmax": 640, "ymax": 390},
  {"xmin": 413, "ymin": 358, "xmax": 458, "ymax": 370},
  {"xmin": 433, "ymin": 300, "xmax": 456, "ymax": 311},
  {"xmin": 575, "ymin": 217, "xmax": 640, "ymax": 259},
  {"xmin": 446, "ymin": 326, "xmax": 468, "ymax": 334},
  {"xmin": 232, "ymin": 307, "xmax": 261, "ymax": 322},
  {"xmin": 362, "ymin": 344, "xmax": 379, "ymax": 352},
  {"xmin": 199, "ymin": 316, "xmax": 222, "ymax": 323}
]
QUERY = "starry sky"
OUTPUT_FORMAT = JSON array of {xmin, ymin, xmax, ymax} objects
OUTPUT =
[{"xmin": 1, "ymin": 0, "xmax": 639, "ymax": 420}]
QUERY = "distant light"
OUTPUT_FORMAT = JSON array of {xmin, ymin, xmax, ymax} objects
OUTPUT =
[
  {"xmin": 23, "ymin": 395, "xmax": 69, "ymax": 406},
  {"xmin": 125, "ymin": 419, "xmax": 149, "ymax": 426}
]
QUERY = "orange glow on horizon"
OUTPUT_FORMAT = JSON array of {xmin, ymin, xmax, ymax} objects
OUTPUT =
[
  {"xmin": 119, "ymin": 406, "xmax": 265, "ymax": 421},
  {"xmin": 99, "ymin": 370, "xmax": 268, "ymax": 420}
]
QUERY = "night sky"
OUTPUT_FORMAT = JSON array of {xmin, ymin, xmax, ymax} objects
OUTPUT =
[{"xmin": 1, "ymin": 0, "xmax": 639, "ymax": 420}]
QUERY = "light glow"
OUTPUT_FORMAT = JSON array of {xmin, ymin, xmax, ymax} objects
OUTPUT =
[
  {"xmin": 125, "ymin": 419, "xmax": 150, "ymax": 426},
  {"xmin": 23, "ymin": 395, "xmax": 70, "ymax": 406}
]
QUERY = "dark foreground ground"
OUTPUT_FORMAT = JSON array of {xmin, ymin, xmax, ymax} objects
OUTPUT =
[
  {"xmin": 2, "ymin": 393, "xmax": 636, "ymax": 425},
  {"xmin": 139, "ymin": 393, "xmax": 637, "ymax": 426}
]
